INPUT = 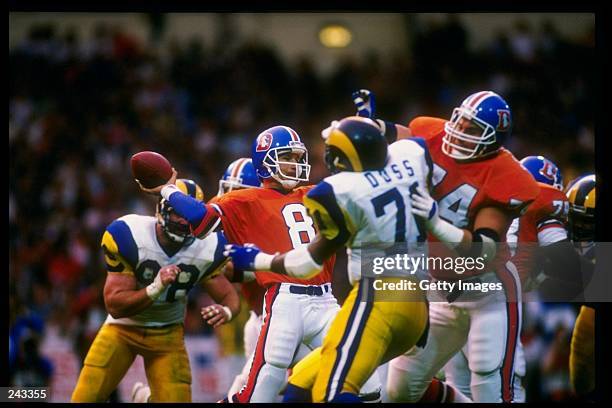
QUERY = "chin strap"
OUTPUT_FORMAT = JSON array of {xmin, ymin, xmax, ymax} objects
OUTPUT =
[{"xmin": 270, "ymin": 173, "xmax": 299, "ymax": 190}]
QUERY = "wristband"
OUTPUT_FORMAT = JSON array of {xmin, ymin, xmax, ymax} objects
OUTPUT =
[
  {"xmin": 254, "ymin": 252, "xmax": 276, "ymax": 270},
  {"xmin": 429, "ymin": 217, "xmax": 464, "ymax": 247},
  {"xmin": 221, "ymin": 306, "xmax": 233, "ymax": 321},
  {"xmin": 146, "ymin": 273, "xmax": 166, "ymax": 300},
  {"xmin": 161, "ymin": 184, "xmax": 180, "ymax": 200}
]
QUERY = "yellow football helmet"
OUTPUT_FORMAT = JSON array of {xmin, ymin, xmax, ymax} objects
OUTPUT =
[
  {"xmin": 566, "ymin": 174, "xmax": 595, "ymax": 242},
  {"xmin": 323, "ymin": 116, "xmax": 388, "ymax": 174}
]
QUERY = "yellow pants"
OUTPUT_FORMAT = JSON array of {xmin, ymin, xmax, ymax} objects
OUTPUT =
[
  {"xmin": 71, "ymin": 323, "xmax": 191, "ymax": 402},
  {"xmin": 570, "ymin": 305, "xmax": 595, "ymax": 396},
  {"xmin": 289, "ymin": 278, "xmax": 428, "ymax": 402}
]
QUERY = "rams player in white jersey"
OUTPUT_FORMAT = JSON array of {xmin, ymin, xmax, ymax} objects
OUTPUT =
[
  {"xmin": 225, "ymin": 116, "xmax": 432, "ymax": 402},
  {"xmin": 71, "ymin": 179, "xmax": 240, "ymax": 402}
]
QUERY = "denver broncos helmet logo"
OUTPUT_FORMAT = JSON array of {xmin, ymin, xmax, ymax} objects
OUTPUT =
[
  {"xmin": 496, "ymin": 109, "xmax": 511, "ymax": 131},
  {"xmin": 256, "ymin": 132, "xmax": 273, "ymax": 152},
  {"xmin": 538, "ymin": 158, "xmax": 558, "ymax": 182}
]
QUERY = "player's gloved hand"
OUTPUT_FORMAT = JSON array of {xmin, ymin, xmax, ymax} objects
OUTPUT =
[
  {"xmin": 321, "ymin": 120, "xmax": 340, "ymax": 140},
  {"xmin": 410, "ymin": 185, "xmax": 440, "ymax": 227},
  {"xmin": 352, "ymin": 89, "xmax": 376, "ymax": 118},
  {"xmin": 201, "ymin": 303, "xmax": 233, "ymax": 327},
  {"xmin": 223, "ymin": 243, "xmax": 261, "ymax": 271},
  {"xmin": 410, "ymin": 185, "xmax": 464, "ymax": 245},
  {"xmin": 136, "ymin": 167, "xmax": 178, "ymax": 195}
]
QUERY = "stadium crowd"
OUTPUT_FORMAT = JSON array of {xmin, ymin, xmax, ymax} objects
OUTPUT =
[{"xmin": 9, "ymin": 15, "xmax": 594, "ymax": 401}]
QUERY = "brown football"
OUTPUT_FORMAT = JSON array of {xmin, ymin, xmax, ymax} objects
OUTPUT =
[{"xmin": 130, "ymin": 151, "xmax": 173, "ymax": 189}]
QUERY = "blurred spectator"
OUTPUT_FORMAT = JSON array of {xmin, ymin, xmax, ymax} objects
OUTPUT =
[{"xmin": 9, "ymin": 307, "xmax": 54, "ymax": 387}]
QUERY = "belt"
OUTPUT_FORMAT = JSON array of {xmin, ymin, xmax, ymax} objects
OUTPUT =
[{"xmin": 289, "ymin": 284, "xmax": 330, "ymax": 296}]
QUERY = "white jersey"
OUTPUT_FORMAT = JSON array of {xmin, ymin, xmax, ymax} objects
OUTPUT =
[
  {"xmin": 304, "ymin": 139, "xmax": 432, "ymax": 285},
  {"xmin": 101, "ymin": 214, "xmax": 227, "ymax": 327}
]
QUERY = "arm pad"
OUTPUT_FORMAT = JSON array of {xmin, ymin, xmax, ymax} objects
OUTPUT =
[
  {"xmin": 375, "ymin": 119, "xmax": 398, "ymax": 144},
  {"xmin": 471, "ymin": 228, "xmax": 499, "ymax": 261},
  {"xmin": 283, "ymin": 246, "xmax": 323, "ymax": 279}
]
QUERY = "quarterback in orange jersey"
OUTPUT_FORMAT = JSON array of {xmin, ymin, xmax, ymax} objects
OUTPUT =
[
  {"xmin": 142, "ymin": 126, "xmax": 380, "ymax": 402},
  {"xmin": 353, "ymin": 90, "xmax": 540, "ymax": 402},
  {"xmin": 214, "ymin": 157, "xmax": 315, "ymax": 398}
]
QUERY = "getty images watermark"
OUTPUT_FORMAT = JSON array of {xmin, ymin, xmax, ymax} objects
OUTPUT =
[
  {"xmin": 369, "ymin": 251, "xmax": 503, "ymax": 295},
  {"xmin": 359, "ymin": 242, "xmax": 608, "ymax": 303}
]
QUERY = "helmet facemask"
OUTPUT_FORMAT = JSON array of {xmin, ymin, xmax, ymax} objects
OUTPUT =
[
  {"xmin": 443, "ymin": 107, "xmax": 498, "ymax": 160},
  {"xmin": 263, "ymin": 143, "xmax": 311, "ymax": 189},
  {"xmin": 568, "ymin": 199, "xmax": 595, "ymax": 242},
  {"xmin": 156, "ymin": 199, "xmax": 194, "ymax": 244}
]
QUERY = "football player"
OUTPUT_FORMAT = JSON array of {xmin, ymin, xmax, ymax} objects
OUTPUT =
[
  {"xmin": 139, "ymin": 127, "xmax": 382, "ymax": 402},
  {"xmin": 353, "ymin": 90, "xmax": 541, "ymax": 402},
  {"xmin": 71, "ymin": 179, "xmax": 240, "ymax": 403},
  {"xmin": 224, "ymin": 116, "xmax": 458, "ymax": 402},
  {"xmin": 444, "ymin": 155, "xmax": 572, "ymax": 401},
  {"xmin": 217, "ymin": 157, "xmax": 262, "ymax": 196},
  {"xmin": 215, "ymin": 158, "xmax": 268, "ymax": 396},
  {"xmin": 131, "ymin": 159, "xmax": 268, "ymax": 401},
  {"xmin": 566, "ymin": 174, "xmax": 596, "ymax": 398}
]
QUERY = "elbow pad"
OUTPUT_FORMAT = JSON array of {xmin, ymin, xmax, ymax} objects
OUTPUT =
[{"xmin": 284, "ymin": 246, "xmax": 323, "ymax": 279}]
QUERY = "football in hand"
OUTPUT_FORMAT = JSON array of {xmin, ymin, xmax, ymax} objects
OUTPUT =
[{"xmin": 130, "ymin": 151, "xmax": 173, "ymax": 189}]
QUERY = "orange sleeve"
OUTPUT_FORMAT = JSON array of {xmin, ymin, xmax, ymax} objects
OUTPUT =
[
  {"xmin": 535, "ymin": 186, "xmax": 570, "ymax": 227},
  {"xmin": 206, "ymin": 194, "xmax": 249, "ymax": 244},
  {"xmin": 483, "ymin": 156, "xmax": 540, "ymax": 218},
  {"xmin": 408, "ymin": 116, "xmax": 447, "ymax": 141}
]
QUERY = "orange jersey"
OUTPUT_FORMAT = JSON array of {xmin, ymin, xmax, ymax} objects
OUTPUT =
[
  {"xmin": 209, "ymin": 186, "xmax": 335, "ymax": 288},
  {"xmin": 240, "ymin": 280, "xmax": 266, "ymax": 316},
  {"xmin": 507, "ymin": 182, "xmax": 569, "ymax": 285},
  {"xmin": 409, "ymin": 116, "xmax": 540, "ymax": 279}
]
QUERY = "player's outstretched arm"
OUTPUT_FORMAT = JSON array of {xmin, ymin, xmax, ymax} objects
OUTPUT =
[
  {"xmin": 201, "ymin": 274, "xmax": 241, "ymax": 328},
  {"xmin": 411, "ymin": 185, "xmax": 509, "ymax": 262},
  {"xmin": 104, "ymin": 265, "xmax": 179, "ymax": 318},
  {"xmin": 350, "ymin": 88, "xmax": 412, "ymax": 142},
  {"xmin": 160, "ymin": 185, "xmax": 221, "ymax": 239},
  {"xmin": 224, "ymin": 234, "xmax": 341, "ymax": 280}
]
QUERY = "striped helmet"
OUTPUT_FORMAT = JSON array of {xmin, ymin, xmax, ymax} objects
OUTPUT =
[
  {"xmin": 520, "ymin": 155, "xmax": 564, "ymax": 191},
  {"xmin": 156, "ymin": 179, "xmax": 204, "ymax": 243},
  {"xmin": 566, "ymin": 174, "xmax": 595, "ymax": 242},
  {"xmin": 218, "ymin": 158, "xmax": 262, "ymax": 196},
  {"xmin": 443, "ymin": 91, "xmax": 512, "ymax": 160},
  {"xmin": 251, "ymin": 125, "xmax": 311, "ymax": 190}
]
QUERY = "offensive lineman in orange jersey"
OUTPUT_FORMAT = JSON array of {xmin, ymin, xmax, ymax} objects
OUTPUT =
[
  {"xmin": 139, "ymin": 126, "xmax": 381, "ymax": 402},
  {"xmin": 508, "ymin": 156, "xmax": 573, "ymax": 288},
  {"xmin": 444, "ymin": 155, "xmax": 573, "ymax": 401},
  {"xmin": 352, "ymin": 90, "xmax": 540, "ymax": 402}
]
